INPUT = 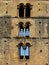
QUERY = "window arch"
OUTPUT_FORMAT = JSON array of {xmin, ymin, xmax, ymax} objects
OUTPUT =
[
  {"xmin": 19, "ymin": 3, "xmax": 24, "ymax": 17},
  {"xmin": 25, "ymin": 3, "xmax": 31, "ymax": 17}
]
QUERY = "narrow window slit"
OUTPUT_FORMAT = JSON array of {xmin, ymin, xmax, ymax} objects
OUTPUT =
[
  {"xmin": 25, "ymin": 22, "xmax": 30, "ymax": 37},
  {"xmin": 19, "ymin": 3, "xmax": 24, "ymax": 17},
  {"xmin": 25, "ymin": 3, "xmax": 31, "ymax": 17},
  {"xmin": 25, "ymin": 43, "xmax": 30, "ymax": 59},
  {"xmin": 25, "ymin": 46, "xmax": 29, "ymax": 59},
  {"xmin": 19, "ymin": 22, "xmax": 24, "ymax": 37}
]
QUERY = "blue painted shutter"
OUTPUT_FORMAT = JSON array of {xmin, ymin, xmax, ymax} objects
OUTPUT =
[
  {"xmin": 26, "ymin": 29, "xmax": 30, "ymax": 37},
  {"xmin": 20, "ymin": 29, "xmax": 24, "ymax": 36},
  {"xmin": 25, "ymin": 46, "xmax": 29, "ymax": 59},
  {"xmin": 20, "ymin": 46, "xmax": 24, "ymax": 56}
]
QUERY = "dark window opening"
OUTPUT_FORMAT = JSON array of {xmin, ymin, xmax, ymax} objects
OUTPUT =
[
  {"xmin": 20, "ymin": 46, "xmax": 24, "ymax": 59},
  {"xmin": 19, "ymin": 43, "xmax": 24, "ymax": 59},
  {"xmin": 19, "ymin": 3, "xmax": 24, "ymax": 17},
  {"xmin": 25, "ymin": 4, "xmax": 31, "ymax": 17},
  {"xmin": 25, "ymin": 43, "xmax": 30, "ymax": 59},
  {"xmin": 20, "ymin": 28, "xmax": 24, "ymax": 36},
  {"xmin": 25, "ymin": 25, "xmax": 30, "ymax": 37},
  {"xmin": 19, "ymin": 22, "xmax": 24, "ymax": 36},
  {"xmin": 18, "ymin": 43, "xmax": 30, "ymax": 59},
  {"xmin": 25, "ymin": 22, "xmax": 30, "ymax": 37},
  {"xmin": 25, "ymin": 45, "xmax": 29, "ymax": 59}
]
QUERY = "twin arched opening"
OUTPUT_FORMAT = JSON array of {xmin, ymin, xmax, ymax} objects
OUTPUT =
[
  {"xmin": 18, "ymin": 43, "xmax": 30, "ymax": 59},
  {"xmin": 18, "ymin": 22, "xmax": 31, "ymax": 37},
  {"xmin": 18, "ymin": 3, "xmax": 32, "ymax": 17}
]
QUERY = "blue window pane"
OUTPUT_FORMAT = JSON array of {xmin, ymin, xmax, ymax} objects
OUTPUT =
[
  {"xmin": 25, "ymin": 46, "xmax": 29, "ymax": 56},
  {"xmin": 20, "ymin": 29, "xmax": 24, "ymax": 36},
  {"xmin": 26, "ymin": 29, "xmax": 30, "ymax": 37},
  {"xmin": 20, "ymin": 46, "xmax": 24, "ymax": 56}
]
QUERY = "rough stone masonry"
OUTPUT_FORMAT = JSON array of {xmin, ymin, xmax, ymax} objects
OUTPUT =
[{"xmin": 0, "ymin": 0, "xmax": 49, "ymax": 65}]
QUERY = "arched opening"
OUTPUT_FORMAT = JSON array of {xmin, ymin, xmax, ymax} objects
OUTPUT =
[
  {"xmin": 19, "ymin": 3, "xmax": 24, "ymax": 17},
  {"xmin": 25, "ymin": 3, "xmax": 31, "ymax": 17},
  {"xmin": 25, "ymin": 43, "xmax": 30, "ymax": 59},
  {"xmin": 18, "ymin": 43, "xmax": 24, "ymax": 59},
  {"xmin": 25, "ymin": 22, "xmax": 31, "ymax": 37},
  {"xmin": 18, "ymin": 43, "xmax": 30, "ymax": 59},
  {"xmin": 19, "ymin": 22, "xmax": 24, "ymax": 36}
]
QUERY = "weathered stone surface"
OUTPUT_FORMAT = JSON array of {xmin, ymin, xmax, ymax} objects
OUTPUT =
[
  {"xmin": 0, "ymin": 0, "xmax": 49, "ymax": 65},
  {"xmin": 0, "ymin": 16, "xmax": 11, "ymax": 37}
]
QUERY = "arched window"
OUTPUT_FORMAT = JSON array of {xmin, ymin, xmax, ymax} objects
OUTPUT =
[
  {"xmin": 25, "ymin": 3, "xmax": 31, "ymax": 17},
  {"xmin": 19, "ymin": 22, "xmax": 24, "ymax": 36},
  {"xmin": 18, "ymin": 43, "xmax": 24, "ymax": 59},
  {"xmin": 25, "ymin": 22, "xmax": 30, "ymax": 37},
  {"xmin": 25, "ymin": 43, "xmax": 30, "ymax": 59},
  {"xmin": 18, "ymin": 43, "xmax": 30, "ymax": 59},
  {"xmin": 20, "ymin": 45, "xmax": 24, "ymax": 59},
  {"xmin": 19, "ymin": 3, "xmax": 24, "ymax": 17}
]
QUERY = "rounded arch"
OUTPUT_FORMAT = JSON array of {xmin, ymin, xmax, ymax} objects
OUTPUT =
[
  {"xmin": 26, "ymin": 43, "xmax": 30, "ymax": 46},
  {"xmin": 26, "ymin": 3, "xmax": 31, "ymax": 7},
  {"xmin": 19, "ymin": 3, "xmax": 24, "ymax": 7},
  {"xmin": 18, "ymin": 43, "xmax": 23, "ymax": 47},
  {"xmin": 25, "ymin": 22, "xmax": 31, "ymax": 26},
  {"xmin": 18, "ymin": 22, "xmax": 24, "ymax": 26},
  {"xmin": 18, "ymin": 22, "xmax": 24, "ymax": 29}
]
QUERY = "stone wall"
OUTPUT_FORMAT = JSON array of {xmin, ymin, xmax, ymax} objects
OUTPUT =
[{"xmin": 0, "ymin": 0, "xmax": 49, "ymax": 65}]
